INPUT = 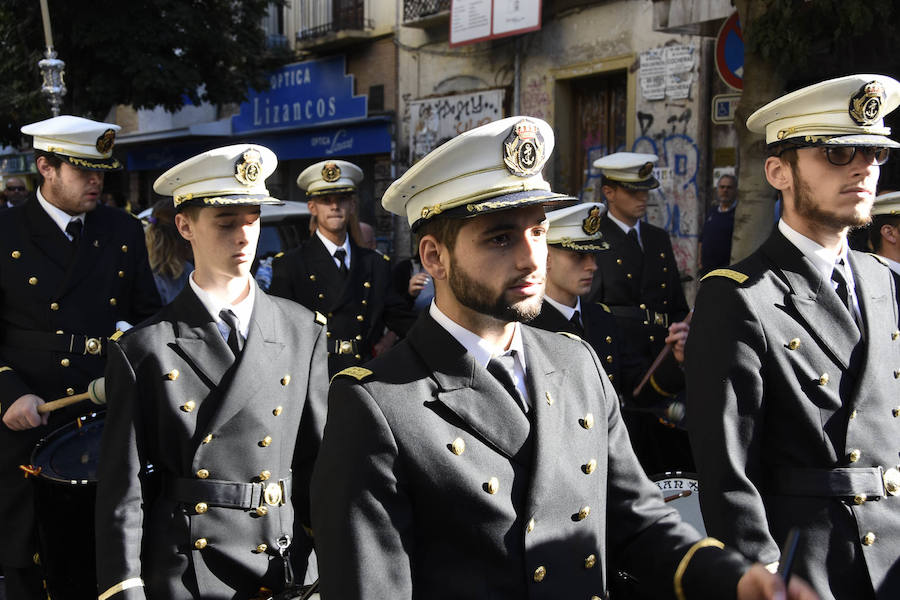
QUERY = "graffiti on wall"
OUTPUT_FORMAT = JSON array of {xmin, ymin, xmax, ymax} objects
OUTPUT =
[
  {"xmin": 630, "ymin": 105, "xmax": 701, "ymax": 283},
  {"xmin": 407, "ymin": 90, "xmax": 505, "ymax": 164},
  {"xmin": 521, "ymin": 74, "xmax": 550, "ymax": 120}
]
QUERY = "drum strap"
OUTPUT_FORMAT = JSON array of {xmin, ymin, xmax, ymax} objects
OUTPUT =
[
  {"xmin": 166, "ymin": 475, "xmax": 292, "ymax": 510},
  {"xmin": 769, "ymin": 466, "xmax": 889, "ymax": 499}
]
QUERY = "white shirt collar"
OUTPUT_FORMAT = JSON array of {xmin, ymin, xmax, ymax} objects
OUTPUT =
[
  {"xmin": 777, "ymin": 219, "xmax": 851, "ymax": 283},
  {"xmin": 883, "ymin": 256, "xmax": 900, "ymax": 277},
  {"xmin": 608, "ymin": 211, "xmax": 641, "ymax": 244},
  {"xmin": 543, "ymin": 295, "xmax": 581, "ymax": 321},
  {"xmin": 316, "ymin": 229, "xmax": 351, "ymax": 267},
  {"xmin": 37, "ymin": 187, "xmax": 84, "ymax": 238},
  {"xmin": 428, "ymin": 301, "xmax": 527, "ymax": 373},
  {"xmin": 189, "ymin": 272, "xmax": 255, "ymax": 338}
]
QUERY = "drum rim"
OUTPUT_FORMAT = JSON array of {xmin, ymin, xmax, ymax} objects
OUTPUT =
[{"xmin": 30, "ymin": 411, "xmax": 104, "ymax": 484}]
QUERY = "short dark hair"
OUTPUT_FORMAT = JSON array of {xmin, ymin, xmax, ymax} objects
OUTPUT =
[
  {"xmin": 869, "ymin": 214, "xmax": 900, "ymax": 252},
  {"xmin": 414, "ymin": 217, "xmax": 466, "ymax": 253},
  {"xmin": 600, "ymin": 175, "xmax": 620, "ymax": 190},
  {"xmin": 34, "ymin": 150, "xmax": 63, "ymax": 186}
]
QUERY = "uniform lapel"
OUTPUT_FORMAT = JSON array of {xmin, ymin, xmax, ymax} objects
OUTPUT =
[
  {"xmin": 335, "ymin": 240, "xmax": 364, "ymax": 307},
  {"xmin": 24, "ymin": 197, "xmax": 71, "ymax": 270},
  {"xmin": 306, "ymin": 236, "xmax": 344, "ymax": 307},
  {"xmin": 846, "ymin": 251, "xmax": 893, "ymax": 401},
  {"xmin": 207, "ymin": 287, "xmax": 286, "ymax": 434},
  {"xmin": 409, "ymin": 314, "xmax": 532, "ymax": 462},
  {"xmin": 56, "ymin": 208, "xmax": 112, "ymax": 298},
  {"xmin": 766, "ymin": 232, "xmax": 860, "ymax": 369},
  {"xmin": 520, "ymin": 327, "xmax": 566, "ymax": 512},
  {"xmin": 171, "ymin": 288, "xmax": 234, "ymax": 389}
]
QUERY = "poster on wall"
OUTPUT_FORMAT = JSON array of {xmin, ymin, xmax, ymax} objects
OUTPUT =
[
  {"xmin": 408, "ymin": 89, "xmax": 505, "ymax": 164},
  {"xmin": 639, "ymin": 44, "xmax": 696, "ymax": 101},
  {"xmin": 450, "ymin": 0, "xmax": 542, "ymax": 47}
]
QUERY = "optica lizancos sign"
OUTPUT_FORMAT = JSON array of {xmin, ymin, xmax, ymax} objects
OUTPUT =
[{"xmin": 232, "ymin": 57, "xmax": 367, "ymax": 134}]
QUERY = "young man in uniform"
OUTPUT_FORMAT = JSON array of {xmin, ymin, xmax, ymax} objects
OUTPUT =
[
  {"xmin": 0, "ymin": 115, "xmax": 160, "ymax": 599},
  {"xmin": 95, "ymin": 145, "xmax": 328, "ymax": 599},
  {"xmin": 529, "ymin": 202, "xmax": 621, "ymax": 387},
  {"xmin": 589, "ymin": 152, "xmax": 693, "ymax": 473},
  {"xmin": 868, "ymin": 190, "xmax": 900, "ymax": 282},
  {"xmin": 310, "ymin": 117, "xmax": 815, "ymax": 600},
  {"xmin": 269, "ymin": 160, "xmax": 414, "ymax": 376},
  {"xmin": 688, "ymin": 74, "xmax": 900, "ymax": 600}
]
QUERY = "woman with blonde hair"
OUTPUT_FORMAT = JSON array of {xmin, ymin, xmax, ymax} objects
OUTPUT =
[{"xmin": 145, "ymin": 197, "xmax": 193, "ymax": 304}]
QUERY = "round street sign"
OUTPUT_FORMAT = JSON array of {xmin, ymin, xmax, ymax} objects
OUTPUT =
[{"xmin": 715, "ymin": 11, "xmax": 743, "ymax": 90}]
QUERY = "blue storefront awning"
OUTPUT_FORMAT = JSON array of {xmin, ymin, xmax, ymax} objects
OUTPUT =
[{"xmin": 125, "ymin": 117, "xmax": 392, "ymax": 172}]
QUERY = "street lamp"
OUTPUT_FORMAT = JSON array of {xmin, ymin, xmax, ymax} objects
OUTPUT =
[{"xmin": 38, "ymin": 0, "xmax": 66, "ymax": 116}]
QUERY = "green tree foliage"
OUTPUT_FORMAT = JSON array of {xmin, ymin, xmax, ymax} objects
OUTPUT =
[{"xmin": 0, "ymin": 0, "xmax": 291, "ymax": 146}]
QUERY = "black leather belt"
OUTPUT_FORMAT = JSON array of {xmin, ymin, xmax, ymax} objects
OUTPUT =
[
  {"xmin": 1, "ymin": 329, "xmax": 107, "ymax": 356},
  {"xmin": 607, "ymin": 306, "xmax": 669, "ymax": 328},
  {"xmin": 770, "ymin": 466, "xmax": 900, "ymax": 499},
  {"xmin": 166, "ymin": 475, "xmax": 292, "ymax": 510}
]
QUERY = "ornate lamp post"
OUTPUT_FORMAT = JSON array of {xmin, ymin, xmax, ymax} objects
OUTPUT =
[{"xmin": 38, "ymin": 0, "xmax": 66, "ymax": 116}]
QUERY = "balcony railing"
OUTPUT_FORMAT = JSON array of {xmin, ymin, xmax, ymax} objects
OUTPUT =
[
  {"xmin": 297, "ymin": 0, "xmax": 373, "ymax": 42},
  {"xmin": 403, "ymin": 0, "xmax": 450, "ymax": 23}
]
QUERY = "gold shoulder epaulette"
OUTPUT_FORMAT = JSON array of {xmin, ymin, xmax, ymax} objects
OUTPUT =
[
  {"xmin": 0, "ymin": 366, "xmax": 12, "ymax": 374},
  {"xmin": 595, "ymin": 302, "xmax": 611, "ymax": 313},
  {"xmin": 867, "ymin": 252, "xmax": 888, "ymax": 266},
  {"xmin": 557, "ymin": 331, "xmax": 583, "ymax": 341},
  {"xmin": 314, "ymin": 311, "xmax": 327, "ymax": 326},
  {"xmin": 331, "ymin": 366, "xmax": 373, "ymax": 384},
  {"xmin": 110, "ymin": 330, "xmax": 125, "ymax": 342},
  {"xmin": 382, "ymin": 254, "xmax": 390, "ymax": 261},
  {"xmin": 700, "ymin": 268, "xmax": 748, "ymax": 284},
  {"xmin": 275, "ymin": 251, "xmax": 285, "ymax": 259}
]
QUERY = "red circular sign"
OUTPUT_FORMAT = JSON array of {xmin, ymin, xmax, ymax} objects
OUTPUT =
[{"xmin": 715, "ymin": 12, "xmax": 743, "ymax": 90}]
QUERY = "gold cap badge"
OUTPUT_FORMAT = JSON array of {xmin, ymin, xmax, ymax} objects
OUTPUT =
[
  {"xmin": 235, "ymin": 149, "xmax": 262, "ymax": 185},
  {"xmin": 95, "ymin": 129, "xmax": 116, "ymax": 154},
  {"xmin": 582, "ymin": 206, "xmax": 602, "ymax": 235},
  {"xmin": 503, "ymin": 119, "xmax": 544, "ymax": 177},
  {"xmin": 849, "ymin": 80, "xmax": 885, "ymax": 126},
  {"xmin": 322, "ymin": 161, "xmax": 341, "ymax": 183},
  {"xmin": 638, "ymin": 161, "xmax": 655, "ymax": 178}
]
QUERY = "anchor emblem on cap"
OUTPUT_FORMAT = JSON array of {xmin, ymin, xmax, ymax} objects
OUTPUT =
[
  {"xmin": 95, "ymin": 129, "xmax": 116, "ymax": 155},
  {"xmin": 322, "ymin": 161, "xmax": 341, "ymax": 183},
  {"xmin": 503, "ymin": 119, "xmax": 545, "ymax": 177},
  {"xmin": 582, "ymin": 206, "xmax": 603, "ymax": 235},
  {"xmin": 234, "ymin": 149, "xmax": 262, "ymax": 185},
  {"xmin": 849, "ymin": 81, "xmax": 885, "ymax": 126}
]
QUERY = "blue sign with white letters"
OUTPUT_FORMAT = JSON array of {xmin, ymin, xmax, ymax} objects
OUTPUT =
[{"xmin": 232, "ymin": 57, "xmax": 367, "ymax": 134}]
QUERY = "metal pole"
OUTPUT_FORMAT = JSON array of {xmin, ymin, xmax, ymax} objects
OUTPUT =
[{"xmin": 38, "ymin": 0, "xmax": 66, "ymax": 116}]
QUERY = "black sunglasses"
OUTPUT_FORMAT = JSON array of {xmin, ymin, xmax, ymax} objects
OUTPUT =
[
  {"xmin": 821, "ymin": 146, "xmax": 890, "ymax": 166},
  {"xmin": 5, "ymin": 186, "xmax": 25, "ymax": 192}
]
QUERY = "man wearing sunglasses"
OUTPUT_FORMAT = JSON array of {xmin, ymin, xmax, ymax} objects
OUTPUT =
[
  {"xmin": 2, "ymin": 177, "xmax": 29, "ymax": 208},
  {"xmin": 687, "ymin": 75, "xmax": 900, "ymax": 599}
]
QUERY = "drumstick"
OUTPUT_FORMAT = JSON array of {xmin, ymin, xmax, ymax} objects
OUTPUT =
[
  {"xmin": 37, "ymin": 378, "xmax": 106, "ymax": 414},
  {"xmin": 663, "ymin": 490, "xmax": 692, "ymax": 503},
  {"xmin": 632, "ymin": 311, "xmax": 693, "ymax": 398}
]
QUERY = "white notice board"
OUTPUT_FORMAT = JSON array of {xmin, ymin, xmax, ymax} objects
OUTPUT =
[{"xmin": 450, "ymin": 0, "xmax": 542, "ymax": 47}]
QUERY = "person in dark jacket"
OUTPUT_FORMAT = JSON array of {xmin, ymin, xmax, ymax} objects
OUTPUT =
[
  {"xmin": 688, "ymin": 74, "xmax": 900, "ymax": 600},
  {"xmin": 0, "ymin": 115, "xmax": 160, "ymax": 599},
  {"xmin": 269, "ymin": 160, "xmax": 414, "ymax": 376},
  {"xmin": 310, "ymin": 116, "xmax": 815, "ymax": 600}
]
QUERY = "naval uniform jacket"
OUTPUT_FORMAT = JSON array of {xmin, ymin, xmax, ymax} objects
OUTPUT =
[
  {"xmin": 589, "ymin": 216, "xmax": 689, "ymax": 408},
  {"xmin": 269, "ymin": 235, "xmax": 415, "ymax": 376},
  {"xmin": 310, "ymin": 313, "xmax": 751, "ymax": 600},
  {"xmin": 686, "ymin": 230, "xmax": 900, "ymax": 600},
  {"xmin": 0, "ymin": 199, "xmax": 160, "ymax": 568},
  {"xmin": 528, "ymin": 300, "xmax": 621, "ymax": 389},
  {"xmin": 95, "ymin": 284, "xmax": 328, "ymax": 599}
]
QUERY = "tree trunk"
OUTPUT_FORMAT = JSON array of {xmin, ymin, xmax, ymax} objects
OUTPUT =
[{"xmin": 730, "ymin": 0, "xmax": 786, "ymax": 262}]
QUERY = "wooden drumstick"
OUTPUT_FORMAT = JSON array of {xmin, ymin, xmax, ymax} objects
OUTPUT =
[
  {"xmin": 632, "ymin": 311, "xmax": 693, "ymax": 398},
  {"xmin": 37, "ymin": 378, "xmax": 106, "ymax": 414}
]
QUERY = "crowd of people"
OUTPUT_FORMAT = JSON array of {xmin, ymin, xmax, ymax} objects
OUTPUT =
[{"xmin": 1, "ymin": 73, "xmax": 899, "ymax": 600}]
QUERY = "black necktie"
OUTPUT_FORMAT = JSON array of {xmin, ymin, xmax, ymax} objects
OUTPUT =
[
  {"xmin": 487, "ymin": 352, "xmax": 528, "ymax": 413},
  {"xmin": 219, "ymin": 309, "xmax": 243, "ymax": 356},
  {"xmin": 333, "ymin": 248, "xmax": 349, "ymax": 277},
  {"xmin": 66, "ymin": 219, "xmax": 83, "ymax": 246},
  {"xmin": 570, "ymin": 310, "xmax": 583, "ymax": 333},
  {"xmin": 626, "ymin": 228, "xmax": 642, "ymax": 253},
  {"xmin": 831, "ymin": 260, "xmax": 851, "ymax": 311}
]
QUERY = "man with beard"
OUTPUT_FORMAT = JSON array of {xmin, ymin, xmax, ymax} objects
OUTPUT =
[
  {"xmin": 687, "ymin": 75, "xmax": 900, "ymax": 600},
  {"xmin": 269, "ymin": 160, "xmax": 414, "ymax": 376},
  {"xmin": 310, "ymin": 117, "xmax": 816, "ymax": 600},
  {"xmin": 0, "ymin": 116, "xmax": 160, "ymax": 599}
]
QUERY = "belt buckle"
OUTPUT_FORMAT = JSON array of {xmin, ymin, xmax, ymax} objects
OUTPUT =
[
  {"xmin": 883, "ymin": 466, "xmax": 900, "ymax": 496},
  {"xmin": 264, "ymin": 481, "xmax": 284, "ymax": 506},
  {"xmin": 337, "ymin": 340, "xmax": 354, "ymax": 355},
  {"xmin": 85, "ymin": 337, "xmax": 102, "ymax": 355},
  {"xmin": 653, "ymin": 312, "xmax": 668, "ymax": 328}
]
